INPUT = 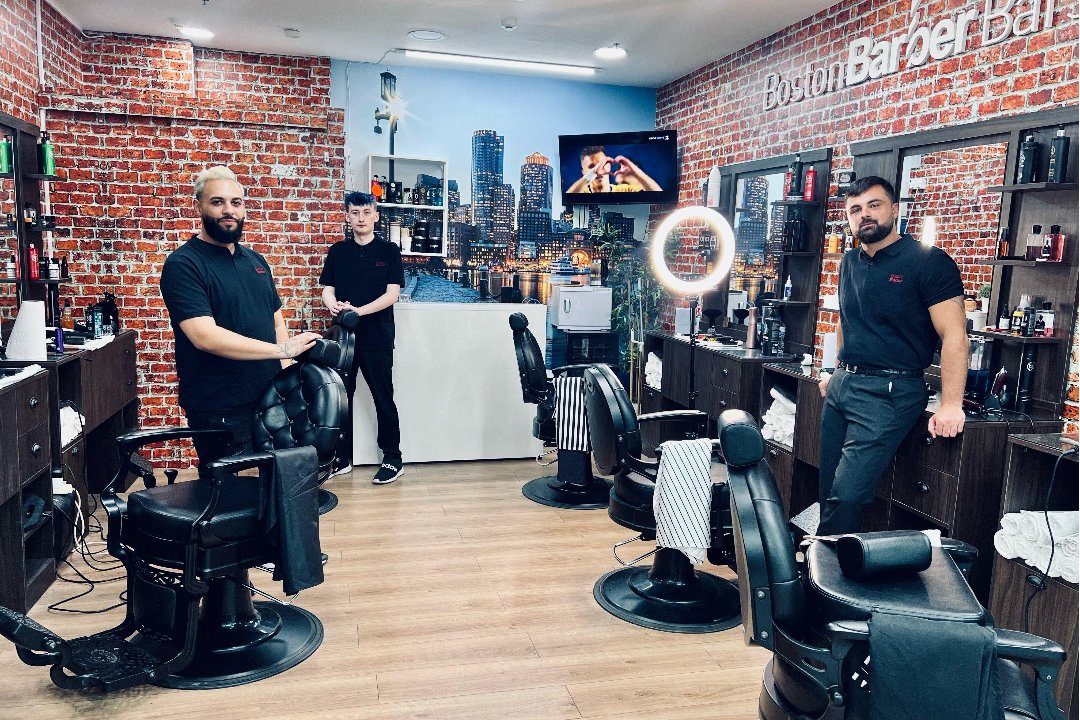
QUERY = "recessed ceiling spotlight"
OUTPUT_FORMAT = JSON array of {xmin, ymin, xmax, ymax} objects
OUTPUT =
[
  {"xmin": 500, "ymin": 17, "xmax": 518, "ymax": 31},
  {"xmin": 408, "ymin": 29, "xmax": 446, "ymax": 41},
  {"xmin": 594, "ymin": 43, "xmax": 627, "ymax": 60},
  {"xmin": 176, "ymin": 25, "xmax": 214, "ymax": 39},
  {"xmin": 283, "ymin": 27, "xmax": 301, "ymax": 38}
]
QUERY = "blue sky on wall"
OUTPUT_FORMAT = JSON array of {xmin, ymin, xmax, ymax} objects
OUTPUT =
[{"xmin": 329, "ymin": 60, "xmax": 657, "ymax": 214}]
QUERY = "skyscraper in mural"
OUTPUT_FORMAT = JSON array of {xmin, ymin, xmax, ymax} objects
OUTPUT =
[
  {"xmin": 518, "ymin": 152, "xmax": 554, "ymax": 261},
  {"xmin": 471, "ymin": 129, "xmax": 504, "ymax": 243},
  {"xmin": 491, "ymin": 183, "xmax": 515, "ymax": 259},
  {"xmin": 736, "ymin": 176, "xmax": 769, "ymax": 264}
]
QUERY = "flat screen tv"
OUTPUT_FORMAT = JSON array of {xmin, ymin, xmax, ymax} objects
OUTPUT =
[{"xmin": 558, "ymin": 129, "xmax": 678, "ymax": 205}]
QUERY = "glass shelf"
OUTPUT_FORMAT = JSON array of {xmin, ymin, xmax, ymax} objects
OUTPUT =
[
  {"xmin": 25, "ymin": 225, "xmax": 66, "ymax": 234},
  {"xmin": 987, "ymin": 258, "xmax": 1066, "ymax": 267},
  {"xmin": 771, "ymin": 198, "xmax": 821, "ymax": 207},
  {"xmin": 988, "ymin": 181, "xmax": 1078, "ymax": 193},
  {"xmin": 970, "ymin": 329, "xmax": 1067, "ymax": 345},
  {"xmin": 27, "ymin": 173, "xmax": 59, "ymax": 181},
  {"xmin": 379, "ymin": 202, "xmax": 445, "ymax": 211}
]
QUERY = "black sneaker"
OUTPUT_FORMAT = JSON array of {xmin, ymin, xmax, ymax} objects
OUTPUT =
[
  {"xmin": 329, "ymin": 460, "xmax": 352, "ymax": 478},
  {"xmin": 372, "ymin": 460, "xmax": 404, "ymax": 485}
]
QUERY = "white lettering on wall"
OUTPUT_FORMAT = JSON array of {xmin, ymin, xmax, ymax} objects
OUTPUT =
[{"xmin": 764, "ymin": 0, "xmax": 1057, "ymax": 108}]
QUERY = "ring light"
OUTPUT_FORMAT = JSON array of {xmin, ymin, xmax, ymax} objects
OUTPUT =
[{"xmin": 650, "ymin": 206, "xmax": 736, "ymax": 295}]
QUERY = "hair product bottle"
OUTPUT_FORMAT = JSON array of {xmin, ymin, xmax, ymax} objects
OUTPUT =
[
  {"xmin": 1016, "ymin": 133, "xmax": 1039, "ymax": 184},
  {"xmin": 1047, "ymin": 125, "xmax": 1070, "ymax": 183},
  {"xmin": 0, "ymin": 135, "xmax": 11, "ymax": 174},
  {"xmin": 786, "ymin": 154, "xmax": 803, "ymax": 199},
  {"xmin": 37, "ymin": 131, "xmax": 55, "ymax": 176},
  {"xmin": 1025, "ymin": 224, "xmax": 1043, "ymax": 260},
  {"xmin": 803, "ymin": 166, "xmax": 817, "ymax": 201},
  {"xmin": 1040, "ymin": 224, "xmax": 1064, "ymax": 262}
]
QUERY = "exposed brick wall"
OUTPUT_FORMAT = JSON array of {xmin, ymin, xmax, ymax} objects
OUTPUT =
[
  {"xmin": 0, "ymin": 0, "xmax": 42, "ymax": 125},
  {"xmin": 2, "ymin": 2, "xmax": 345, "ymax": 462},
  {"xmin": 656, "ymin": 0, "xmax": 1079, "ymax": 423},
  {"xmin": 904, "ymin": 144, "xmax": 1007, "ymax": 292}
]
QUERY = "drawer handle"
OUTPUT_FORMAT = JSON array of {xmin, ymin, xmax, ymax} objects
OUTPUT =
[
  {"xmin": 922, "ymin": 434, "xmax": 934, "ymax": 446},
  {"xmin": 29, "ymin": 397, "xmax": 39, "ymax": 408},
  {"xmin": 769, "ymin": 449, "xmax": 779, "ymax": 458},
  {"xmin": 71, "ymin": 445, "xmax": 79, "ymax": 455},
  {"xmin": 718, "ymin": 399, "xmax": 727, "ymax": 408},
  {"xmin": 127, "ymin": 380, "xmax": 133, "ymax": 386},
  {"xmin": 31, "ymin": 443, "xmax": 42, "ymax": 456},
  {"xmin": 722, "ymin": 369, "xmax": 729, "ymax": 376},
  {"xmin": 916, "ymin": 481, "xmax": 930, "ymax": 494}
]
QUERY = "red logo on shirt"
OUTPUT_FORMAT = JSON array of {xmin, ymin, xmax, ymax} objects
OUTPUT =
[
  {"xmin": 255, "ymin": 266, "xmax": 266, "ymax": 274},
  {"xmin": 375, "ymin": 261, "xmax": 386, "ymax": 267},
  {"xmin": 889, "ymin": 274, "xmax": 904, "ymax": 283}
]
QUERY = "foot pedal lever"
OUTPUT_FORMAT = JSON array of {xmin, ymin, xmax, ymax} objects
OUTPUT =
[{"xmin": 612, "ymin": 534, "xmax": 658, "ymax": 567}]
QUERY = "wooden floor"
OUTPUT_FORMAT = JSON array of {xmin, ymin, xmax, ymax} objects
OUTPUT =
[{"xmin": 1, "ymin": 459, "xmax": 769, "ymax": 719}]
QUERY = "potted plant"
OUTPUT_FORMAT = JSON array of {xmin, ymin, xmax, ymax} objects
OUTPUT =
[{"xmin": 978, "ymin": 283, "xmax": 991, "ymax": 313}]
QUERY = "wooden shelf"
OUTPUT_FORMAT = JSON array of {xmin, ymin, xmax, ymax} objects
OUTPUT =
[
  {"xmin": 988, "ymin": 181, "xmax": 1078, "ymax": 193},
  {"xmin": 987, "ymin": 258, "xmax": 1067, "ymax": 267},
  {"xmin": 0, "ymin": 171, "xmax": 12, "ymax": 179},
  {"xmin": 27, "ymin": 173, "xmax": 59, "ymax": 181},
  {"xmin": 776, "ymin": 251, "xmax": 817, "ymax": 257},
  {"xmin": 28, "ymin": 276, "xmax": 71, "ymax": 285},
  {"xmin": 771, "ymin": 199, "xmax": 821, "ymax": 207},
  {"xmin": 970, "ymin": 329, "xmax": 1068, "ymax": 345},
  {"xmin": 763, "ymin": 299, "xmax": 815, "ymax": 307},
  {"xmin": 25, "ymin": 224, "xmax": 66, "ymax": 234}
]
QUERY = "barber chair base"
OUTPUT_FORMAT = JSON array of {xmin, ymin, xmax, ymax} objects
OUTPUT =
[
  {"xmin": 317, "ymin": 488, "xmax": 339, "ymax": 515},
  {"xmin": 593, "ymin": 549, "xmax": 741, "ymax": 634},
  {"xmin": 521, "ymin": 450, "xmax": 611, "ymax": 509},
  {"xmin": 758, "ymin": 658, "xmax": 843, "ymax": 720}
]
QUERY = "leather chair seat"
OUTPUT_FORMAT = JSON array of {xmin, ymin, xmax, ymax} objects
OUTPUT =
[{"xmin": 127, "ymin": 476, "xmax": 264, "ymax": 545}]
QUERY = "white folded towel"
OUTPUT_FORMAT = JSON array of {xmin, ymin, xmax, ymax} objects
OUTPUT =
[
  {"xmin": 1015, "ymin": 510, "xmax": 1079, "ymax": 546},
  {"xmin": 654, "ymin": 438, "xmax": 714, "ymax": 564},
  {"xmin": 768, "ymin": 388, "xmax": 796, "ymax": 415}
]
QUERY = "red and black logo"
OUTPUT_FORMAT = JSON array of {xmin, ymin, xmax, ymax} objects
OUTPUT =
[{"xmin": 889, "ymin": 274, "xmax": 904, "ymax": 283}]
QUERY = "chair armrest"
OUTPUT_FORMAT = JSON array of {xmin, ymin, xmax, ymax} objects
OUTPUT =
[
  {"xmin": 551, "ymin": 363, "xmax": 598, "ymax": 377},
  {"xmin": 204, "ymin": 451, "xmax": 276, "ymax": 481},
  {"xmin": 825, "ymin": 620, "xmax": 870, "ymax": 660},
  {"xmin": 994, "ymin": 628, "xmax": 1066, "ymax": 666},
  {"xmin": 637, "ymin": 410, "xmax": 708, "ymax": 425},
  {"xmin": 115, "ymin": 427, "xmax": 231, "ymax": 455}
]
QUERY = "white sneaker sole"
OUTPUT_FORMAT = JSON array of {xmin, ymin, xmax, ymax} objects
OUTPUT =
[
  {"xmin": 372, "ymin": 468, "xmax": 404, "ymax": 485},
  {"xmin": 329, "ymin": 464, "xmax": 353, "ymax": 478}
]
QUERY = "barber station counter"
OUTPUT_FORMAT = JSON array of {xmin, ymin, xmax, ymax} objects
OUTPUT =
[{"xmin": 352, "ymin": 302, "xmax": 546, "ymax": 464}]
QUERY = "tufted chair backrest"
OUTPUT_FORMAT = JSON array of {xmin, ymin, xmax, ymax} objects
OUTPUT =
[
  {"xmin": 251, "ymin": 340, "xmax": 348, "ymax": 469},
  {"xmin": 509, "ymin": 312, "xmax": 552, "ymax": 405},
  {"xmin": 582, "ymin": 364, "xmax": 641, "ymax": 476}
]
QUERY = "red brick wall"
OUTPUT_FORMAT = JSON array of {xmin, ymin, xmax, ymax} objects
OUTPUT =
[
  {"xmin": 656, "ymin": 0, "xmax": 1079, "ymax": 427},
  {"xmin": 904, "ymin": 144, "xmax": 1007, "ymax": 292},
  {"xmin": 0, "ymin": 0, "xmax": 42, "ymax": 125},
  {"xmin": 2, "ymin": 2, "xmax": 345, "ymax": 460}
]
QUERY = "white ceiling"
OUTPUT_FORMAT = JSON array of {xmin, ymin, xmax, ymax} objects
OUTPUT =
[{"xmin": 51, "ymin": 0, "xmax": 838, "ymax": 88}]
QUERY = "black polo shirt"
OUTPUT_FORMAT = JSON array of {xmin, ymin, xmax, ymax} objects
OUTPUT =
[
  {"xmin": 837, "ymin": 236, "xmax": 963, "ymax": 371},
  {"xmin": 160, "ymin": 236, "xmax": 283, "ymax": 413},
  {"xmin": 319, "ymin": 237, "xmax": 404, "ymax": 351}
]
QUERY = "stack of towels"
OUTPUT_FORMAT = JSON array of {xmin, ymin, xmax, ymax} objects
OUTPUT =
[
  {"xmin": 994, "ymin": 510, "xmax": 1078, "ymax": 583},
  {"xmin": 761, "ymin": 387, "xmax": 796, "ymax": 447},
  {"xmin": 644, "ymin": 353, "xmax": 663, "ymax": 391}
]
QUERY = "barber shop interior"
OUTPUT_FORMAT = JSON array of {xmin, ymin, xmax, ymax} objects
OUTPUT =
[{"xmin": 1, "ymin": 0, "xmax": 1078, "ymax": 718}]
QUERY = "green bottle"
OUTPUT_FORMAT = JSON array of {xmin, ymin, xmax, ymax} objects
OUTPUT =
[
  {"xmin": 0, "ymin": 135, "xmax": 11, "ymax": 174},
  {"xmin": 38, "ymin": 131, "xmax": 55, "ymax": 176}
]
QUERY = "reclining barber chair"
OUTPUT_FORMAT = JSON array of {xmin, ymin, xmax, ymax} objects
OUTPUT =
[
  {"xmin": 318, "ymin": 309, "xmax": 360, "ymax": 513},
  {"xmin": 582, "ymin": 363, "xmax": 741, "ymax": 633},
  {"xmin": 0, "ymin": 339, "xmax": 347, "ymax": 692},
  {"xmin": 717, "ymin": 408, "xmax": 1067, "ymax": 720},
  {"xmin": 508, "ymin": 312, "xmax": 611, "ymax": 509}
]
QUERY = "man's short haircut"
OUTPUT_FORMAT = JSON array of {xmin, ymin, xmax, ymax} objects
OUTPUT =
[
  {"xmin": 580, "ymin": 145, "xmax": 605, "ymax": 161},
  {"xmin": 194, "ymin": 166, "xmax": 242, "ymax": 200},
  {"xmin": 345, "ymin": 191, "xmax": 378, "ymax": 211},
  {"xmin": 845, "ymin": 175, "xmax": 898, "ymax": 204}
]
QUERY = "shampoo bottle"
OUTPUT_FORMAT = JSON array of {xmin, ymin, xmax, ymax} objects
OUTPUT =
[
  {"xmin": 1047, "ymin": 125, "xmax": 1070, "ymax": 183},
  {"xmin": 1016, "ymin": 133, "xmax": 1039, "ymax": 184}
]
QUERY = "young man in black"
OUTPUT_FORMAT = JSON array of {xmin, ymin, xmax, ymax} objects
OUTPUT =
[
  {"xmin": 320, "ymin": 192, "xmax": 405, "ymax": 484},
  {"xmin": 161, "ymin": 165, "xmax": 322, "ymax": 468},
  {"xmin": 816, "ymin": 176, "xmax": 968, "ymax": 535}
]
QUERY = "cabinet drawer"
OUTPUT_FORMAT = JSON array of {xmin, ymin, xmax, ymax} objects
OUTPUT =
[
  {"xmin": 18, "ymin": 422, "xmax": 50, "ymax": 483},
  {"xmin": 890, "ymin": 460, "xmax": 956, "ymax": 526},
  {"xmin": 710, "ymin": 353, "xmax": 743, "ymax": 390},
  {"xmin": 15, "ymin": 374, "xmax": 48, "ymax": 429},
  {"xmin": 640, "ymin": 385, "xmax": 663, "ymax": 413},
  {"xmin": 764, "ymin": 441, "xmax": 794, "ymax": 516},
  {"xmin": 895, "ymin": 418, "xmax": 962, "ymax": 476}
]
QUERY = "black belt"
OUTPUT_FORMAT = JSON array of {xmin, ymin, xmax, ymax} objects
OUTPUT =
[{"xmin": 839, "ymin": 362, "xmax": 923, "ymax": 378}]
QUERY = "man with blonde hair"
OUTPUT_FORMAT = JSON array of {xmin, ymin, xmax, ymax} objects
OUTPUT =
[{"xmin": 161, "ymin": 165, "xmax": 322, "ymax": 467}]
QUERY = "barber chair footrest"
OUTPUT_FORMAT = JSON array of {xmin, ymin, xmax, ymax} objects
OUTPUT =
[
  {"xmin": 593, "ymin": 566, "xmax": 742, "ymax": 634},
  {"xmin": 522, "ymin": 475, "xmax": 612, "ymax": 509},
  {"xmin": 155, "ymin": 602, "xmax": 323, "ymax": 690}
]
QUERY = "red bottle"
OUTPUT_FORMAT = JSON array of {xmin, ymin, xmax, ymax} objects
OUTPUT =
[
  {"xmin": 28, "ymin": 245, "xmax": 39, "ymax": 280},
  {"xmin": 803, "ymin": 167, "xmax": 817, "ymax": 201}
]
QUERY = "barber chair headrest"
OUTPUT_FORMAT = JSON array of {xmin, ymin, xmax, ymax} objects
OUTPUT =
[
  {"xmin": 508, "ymin": 312, "xmax": 529, "ymax": 332},
  {"xmin": 297, "ymin": 338, "xmax": 342, "ymax": 369},
  {"xmin": 335, "ymin": 310, "xmax": 361, "ymax": 331},
  {"xmin": 717, "ymin": 410, "xmax": 765, "ymax": 468}
]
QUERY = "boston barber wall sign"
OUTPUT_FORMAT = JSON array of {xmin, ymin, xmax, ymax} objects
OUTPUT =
[{"xmin": 762, "ymin": 0, "xmax": 1060, "ymax": 111}]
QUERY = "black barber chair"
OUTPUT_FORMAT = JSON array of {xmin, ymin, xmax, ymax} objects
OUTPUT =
[
  {"xmin": 318, "ymin": 309, "xmax": 360, "ymax": 513},
  {"xmin": 582, "ymin": 363, "xmax": 741, "ymax": 633},
  {"xmin": 717, "ymin": 408, "xmax": 1067, "ymax": 720},
  {"xmin": 508, "ymin": 312, "xmax": 611, "ymax": 509},
  {"xmin": 0, "ymin": 339, "xmax": 348, "ymax": 692}
]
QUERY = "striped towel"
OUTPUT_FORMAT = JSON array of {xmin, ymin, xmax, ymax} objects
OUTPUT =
[
  {"xmin": 553, "ymin": 375, "xmax": 590, "ymax": 452},
  {"xmin": 654, "ymin": 438, "xmax": 714, "ymax": 564}
]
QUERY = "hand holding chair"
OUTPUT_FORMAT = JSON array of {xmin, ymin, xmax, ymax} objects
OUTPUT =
[
  {"xmin": 0, "ymin": 339, "xmax": 348, "ymax": 692},
  {"xmin": 508, "ymin": 312, "xmax": 611, "ymax": 509},
  {"xmin": 582, "ymin": 363, "xmax": 741, "ymax": 632},
  {"xmin": 717, "ymin": 408, "xmax": 1067, "ymax": 720}
]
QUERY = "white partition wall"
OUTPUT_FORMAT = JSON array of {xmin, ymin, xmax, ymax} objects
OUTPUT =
[{"xmin": 352, "ymin": 302, "xmax": 547, "ymax": 464}]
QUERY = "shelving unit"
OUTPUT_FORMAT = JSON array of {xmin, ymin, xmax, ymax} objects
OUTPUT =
[{"xmin": 366, "ymin": 154, "xmax": 448, "ymax": 257}]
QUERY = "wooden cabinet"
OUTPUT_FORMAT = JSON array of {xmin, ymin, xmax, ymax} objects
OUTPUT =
[
  {"xmin": 989, "ymin": 433, "xmax": 1077, "ymax": 720},
  {"xmin": 0, "ymin": 370, "xmax": 55, "ymax": 613},
  {"xmin": 764, "ymin": 441, "xmax": 793, "ymax": 517}
]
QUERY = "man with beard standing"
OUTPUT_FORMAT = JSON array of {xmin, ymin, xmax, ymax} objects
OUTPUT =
[
  {"xmin": 815, "ymin": 176, "xmax": 967, "ymax": 535},
  {"xmin": 161, "ymin": 166, "xmax": 323, "ymax": 468}
]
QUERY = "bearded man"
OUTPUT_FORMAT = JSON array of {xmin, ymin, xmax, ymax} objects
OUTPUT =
[
  {"xmin": 160, "ymin": 166, "xmax": 322, "ymax": 469},
  {"xmin": 814, "ymin": 176, "xmax": 968, "ymax": 535}
]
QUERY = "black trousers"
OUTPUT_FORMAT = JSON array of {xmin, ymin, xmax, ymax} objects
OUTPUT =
[
  {"xmin": 341, "ymin": 349, "xmax": 401, "ymax": 463},
  {"xmin": 817, "ymin": 368, "xmax": 928, "ymax": 535},
  {"xmin": 186, "ymin": 408, "xmax": 253, "ymax": 475}
]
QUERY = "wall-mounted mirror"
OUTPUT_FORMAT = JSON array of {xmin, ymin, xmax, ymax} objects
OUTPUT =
[
  {"xmin": 730, "ymin": 171, "xmax": 784, "ymax": 309},
  {"xmin": 899, "ymin": 141, "xmax": 1009, "ymax": 297}
]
